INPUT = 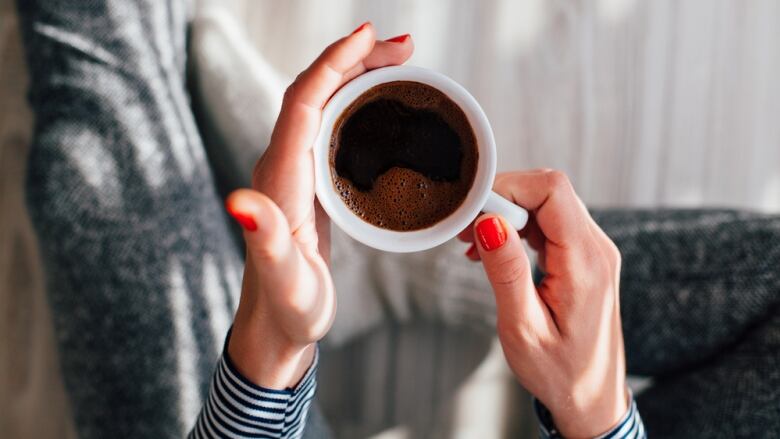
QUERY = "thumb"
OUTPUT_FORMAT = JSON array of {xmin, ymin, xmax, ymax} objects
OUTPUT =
[
  {"xmin": 226, "ymin": 189, "xmax": 307, "ymax": 294},
  {"xmin": 474, "ymin": 214, "xmax": 553, "ymax": 334}
]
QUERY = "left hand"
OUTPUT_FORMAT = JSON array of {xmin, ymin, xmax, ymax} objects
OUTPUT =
[{"xmin": 226, "ymin": 23, "xmax": 414, "ymax": 389}]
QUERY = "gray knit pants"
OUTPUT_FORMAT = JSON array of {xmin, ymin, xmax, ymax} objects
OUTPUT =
[
  {"xmin": 17, "ymin": 0, "xmax": 779, "ymax": 438},
  {"xmin": 594, "ymin": 209, "xmax": 780, "ymax": 437}
]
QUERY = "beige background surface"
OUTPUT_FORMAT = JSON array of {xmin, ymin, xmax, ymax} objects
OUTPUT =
[
  {"xmin": 0, "ymin": 0, "xmax": 77, "ymax": 437},
  {"xmin": 2, "ymin": 0, "xmax": 779, "ymax": 438},
  {"xmin": 226, "ymin": 0, "xmax": 780, "ymax": 211}
]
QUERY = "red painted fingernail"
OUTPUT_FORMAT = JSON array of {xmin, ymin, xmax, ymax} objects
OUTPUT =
[
  {"xmin": 226, "ymin": 205, "xmax": 257, "ymax": 231},
  {"xmin": 385, "ymin": 34, "xmax": 410, "ymax": 43},
  {"xmin": 351, "ymin": 21, "xmax": 369, "ymax": 35},
  {"xmin": 465, "ymin": 243, "xmax": 479, "ymax": 259},
  {"xmin": 476, "ymin": 217, "xmax": 506, "ymax": 251}
]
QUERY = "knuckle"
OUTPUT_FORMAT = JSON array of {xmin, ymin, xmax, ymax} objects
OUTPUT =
[
  {"xmin": 545, "ymin": 169, "xmax": 572, "ymax": 192},
  {"xmin": 252, "ymin": 233, "xmax": 288, "ymax": 264},
  {"xmin": 606, "ymin": 240, "xmax": 622, "ymax": 269},
  {"xmin": 287, "ymin": 295, "xmax": 311, "ymax": 318},
  {"xmin": 322, "ymin": 40, "xmax": 339, "ymax": 57},
  {"xmin": 489, "ymin": 253, "xmax": 529, "ymax": 288},
  {"xmin": 492, "ymin": 174, "xmax": 514, "ymax": 195},
  {"xmin": 283, "ymin": 79, "xmax": 301, "ymax": 103},
  {"xmin": 253, "ymin": 247, "xmax": 285, "ymax": 266},
  {"xmin": 494, "ymin": 172, "xmax": 521, "ymax": 192},
  {"xmin": 575, "ymin": 245, "xmax": 611, "ymax": 290},
  {"xmin": 495, "ymin": 171, "xmax": 516, "ymax": 183},
  {"xmin": 593, "ymin": 234, "xmax": 621, "ymax": 276}
]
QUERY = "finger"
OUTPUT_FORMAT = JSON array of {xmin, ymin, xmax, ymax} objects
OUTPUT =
[
  {"xmin": 457, "ymin": 220, "xmax": 476, "ymax": 243},
  {"xmin": 492, "ymin": 170, "xmax": 592, "ymax": 250},
  {"xmin": 268, "ymin": 25, "xmax": 413, "ymax": 160},
  {"xmin": 517, "ymin": 216, "xmax": 545, "ymax": 252},
  {"xmin": 474, "ymin": 214, "xmax": 558, "ymax": 337},
  {"xmin": 314, "ymin": 200, "xmax": 331, "ymax": 264},
  {"xmin": 517, "ymin": 217, "xmax": 547, "ymax": 273},
  {"xmin": 536, "ymin": 248, "xmax": 547, "ymax": 274},
  {"xmin": 226, "ymin": 189, "xmax": 308, "ymax": 291},
  {"xmin": 264, "ymin": 23, "xmax": 376, "ymax": 163},
  {"xmin": 288, "ymin": 22, "xmax": 377, "ymax": 110},
  {"xmin": 367, "ymin": 36, "xmax": 414, "ymax": 67},
  {"xmin": 464, "ymin": 243, "xmax": 481, "ymax": 261},
  {"xmin": 344, "ymin": 36, "xmax": 414, "ymax": 80}
]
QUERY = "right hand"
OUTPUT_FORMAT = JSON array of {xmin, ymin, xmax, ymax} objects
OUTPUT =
[{"xmin": 460, "ymin": 169, "xmax": 628, "ymax": 438}]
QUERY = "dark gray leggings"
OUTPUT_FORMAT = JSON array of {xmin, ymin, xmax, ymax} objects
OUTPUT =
[{"xmin": 17, "ymin": 0, "xmax": 779, "ymax": 437}]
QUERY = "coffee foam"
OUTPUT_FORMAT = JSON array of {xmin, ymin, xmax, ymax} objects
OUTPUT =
[{"xmin": 330, "ymin": 81, "xmax": 478, "ymax": 231}]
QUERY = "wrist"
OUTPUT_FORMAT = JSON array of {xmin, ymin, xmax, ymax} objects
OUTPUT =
[
  {"xmin": 228, "ymin": 304, "xmax": 316, "ymax": 390},
  {"xmin": 550, "ymin": 385, "xmax": 629, "ymax": 438}
]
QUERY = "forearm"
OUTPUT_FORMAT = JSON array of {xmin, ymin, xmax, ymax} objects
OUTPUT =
[{"xmin": 189, "ymin": 330, "xmax": 319, "ymax": 439}]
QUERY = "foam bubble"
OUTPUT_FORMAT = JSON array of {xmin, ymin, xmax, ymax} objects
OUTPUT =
[{"xmin": 329, "ymin": 81, "xmax": 479, "ymax": 231}]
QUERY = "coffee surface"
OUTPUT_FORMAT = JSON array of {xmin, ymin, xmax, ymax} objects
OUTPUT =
[{"xmin": 330, "ymin": 81, "xmax": 478, "ymax": 231}]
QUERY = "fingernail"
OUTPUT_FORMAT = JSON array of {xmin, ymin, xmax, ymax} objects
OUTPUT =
[
  {"xmin": 385, "ymin": 34, "xmax": 410, "ymax": 43},
  {"xmin": 476, "ymin": 217, "xmax": 506, "ymax": 251},
  {"xmin": 226, "ymin": 205, "xmax": 257, "ymax": 231},
  {"xmin": 351, "ymin": 21, "xmax": 369, "ymax": 35},
  {"xmin": 465, "ymin": 243, "xmax": 479, "ymax": 258}
]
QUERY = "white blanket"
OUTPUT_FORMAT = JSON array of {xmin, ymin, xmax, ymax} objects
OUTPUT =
[{"xmin": 189, "ymin": 6, "xmax": 498, "ymax": 347}]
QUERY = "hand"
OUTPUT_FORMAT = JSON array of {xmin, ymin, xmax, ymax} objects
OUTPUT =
[
  {"xmin": 460, "ymin": 170, "xmax": 628, "ymax": 438},
  {"xmin": 225, "ymin": 23, "xmax": 414, "ymax": 389}
]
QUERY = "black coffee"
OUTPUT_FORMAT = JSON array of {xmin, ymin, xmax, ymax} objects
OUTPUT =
[{"xmin": 330, "ymin": 81, "xmax": 478, "ymax": 231}]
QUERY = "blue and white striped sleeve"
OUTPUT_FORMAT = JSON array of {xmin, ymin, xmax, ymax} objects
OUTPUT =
[
  {"xmin": 534, "ymin": 392, "xmax": 645, "ymax": 439},
  {"xmin": 189, "ymin": 341, "xmax": 318, "ymax": 439}
]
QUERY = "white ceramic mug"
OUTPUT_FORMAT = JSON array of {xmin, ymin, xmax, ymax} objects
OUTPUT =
[{"xmin": 314, "ymin": 65, "xmax": 528, "ymax": 253}]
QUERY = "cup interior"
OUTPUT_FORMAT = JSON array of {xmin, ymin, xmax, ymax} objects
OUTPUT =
[{"xmin": 314, "ymin": 66, "xmax": 496, "ymax": 253}]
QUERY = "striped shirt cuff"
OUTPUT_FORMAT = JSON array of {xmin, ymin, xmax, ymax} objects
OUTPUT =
[
  {"xmin": 189, "ymin": 337, "xmax": 318, "ymax": 439},
  {"xmin": 534, "ymin": 392, "xmax": 645, "ymax": 439}
]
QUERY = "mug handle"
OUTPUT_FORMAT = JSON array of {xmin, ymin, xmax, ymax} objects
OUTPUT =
[{"xmin": 483, "ymin": 191, "xmax": 529, "ymax": 230}]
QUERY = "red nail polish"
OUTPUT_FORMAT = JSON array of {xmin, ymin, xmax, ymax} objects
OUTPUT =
[
  {"xmin": 226, "ymin": 206, "xmax": 257, "ymax": 231},
  {"xmin": 351, "ymin": 22, "xmax": 369, "ymax": 35},
  {"xmin": 465, "ymin": 243, "xmax": 479, "ymax": 258},
  {"xmin": 385, "ymin": 34, "xmax": 410, "ymax": 43},
  {"xmin": 476, "ymin": 217, "xmax": 506, "ymax": 251}
]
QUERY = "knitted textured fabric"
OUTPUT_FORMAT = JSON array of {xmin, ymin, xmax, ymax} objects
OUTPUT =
[
  {"xmin": 15, "ymin": 0, "xmax": 331, "ymax": 437},
  {"xmin": 594, "ymin": 209, "xmax": 780, "ymax": 437}
]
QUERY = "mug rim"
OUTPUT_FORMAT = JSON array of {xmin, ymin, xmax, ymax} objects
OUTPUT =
[{"xmin": 313, "ymin": 65, "xmax": 497, "ymax": 253}]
